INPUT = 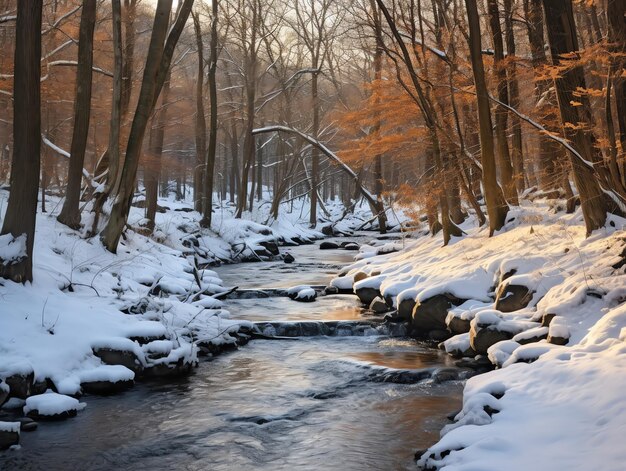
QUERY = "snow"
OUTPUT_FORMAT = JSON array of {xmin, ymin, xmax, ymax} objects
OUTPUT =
[
  {"xmin": 79, "ymin": 365, "xmax": 135, "ymax": 383},
  {"xmin": 295, "ymin": 288, "xmax": 316, "ymax": 300},
  {"xmin": 23, "ymin": 392, "xmax": 85, "ymax": 416},
  {"xmin": 0, "ymin": 422, "xmax": 19, "ymax": 434},
  {"xmin": 0, "ymin": 233, "xmax": 27, "ymax": 266},
  {"xmin": 2, "ymin": 189, "xmax": 382, "ymax": 398},
  {"xmin": 330, "ymin": 200, "xmax": 626, "ymax": 470}
]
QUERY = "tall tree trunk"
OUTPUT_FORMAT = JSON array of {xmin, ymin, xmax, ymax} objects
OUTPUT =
[
  {"xmin": 607, "ymin": 0, "xmax": 626, "ymax": 184},
  {"xmin": 487, "ymin": 0, "xmax": 518, "ymax": 205},
  {"xmin": 0, "ymin": 0, "xmax": 42, "ymax": 283},
  {"xmin": 146, "ymin": 71, "xmax": 171, "ymax": 230},
  {"xmin": 201, "ymin": 0, "xmax": 219, "ymax": 227},
  {"xmin": 102, "ymin": 0, "xmax": 193, "ymax": 252},
  {"xmin": 309, "ymin": 72, "xmax": 319, "ymax": 227},
  {"xmin": 466, "ymin": 0, "xmax": 509, "ymax": 234},
  {"xmin": 192, "ymin": 12, "xmax": 206, "ymax": 213},
  {"xmin": 57, "ymin": 0, "xmax": 97, "ymax": 229},
  {"xmin": 503, "ymin": 0, "xmax": 525, "ymax": 193},
  {"xmin": 542, "ymin": 0, "xmax": 614, "ymax": 234},
  {"xmin": 121, "ymin": 0, "xmax": 137, "ymax": 122}
]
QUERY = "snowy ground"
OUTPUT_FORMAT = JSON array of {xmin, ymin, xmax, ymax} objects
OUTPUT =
[
  {"xmin": 0, "ymin": 188, "xmax": 401, "ymax": 410},
  {"xmin": 331, "ymin": 199, "xmax": 626, "ymax": 471}
]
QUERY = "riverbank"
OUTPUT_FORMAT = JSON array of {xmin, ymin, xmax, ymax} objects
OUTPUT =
[
  {"xmin": 0, "ymin": 189, "xmax": 404, "ymax": 449},
  {"xmin": 331, "ymin": 200, "xmax": 626, "ymax": 471}
]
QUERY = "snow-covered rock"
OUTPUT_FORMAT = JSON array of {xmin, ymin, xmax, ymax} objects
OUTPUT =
[{"xmin": 23, "ymin": 392, "xmax": 86, "ymax": 420}]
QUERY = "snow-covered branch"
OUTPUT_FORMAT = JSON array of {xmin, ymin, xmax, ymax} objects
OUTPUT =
[{"xmin": 41, "ymin": 135, "xmax": 97, "ymax": 188}]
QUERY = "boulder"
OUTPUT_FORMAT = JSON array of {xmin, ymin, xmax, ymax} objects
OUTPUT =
[
  {"xmin": 0, "ymin": 380, "xmax": 9, "ymax": 407},
  {"xmin": 541, "ymin": 313, "xmax": 556, "ymax": 327},
  {"xmin": 0, "ymin": 422, "xmax": 19, "ymax": 450},
  {"xmin": 259, "ymin": 240, "xmax": 279, "ymax": 256},
  {"xmin": 411, "ymin": 294, "xmax": 465, "ymax": 337},
  {"xmin": 355, "ymin": 287, "xmax": 380, "ymax": 305},
  {"xmin": 343, "ymin": 243, "xmax": 360, "ymax": 251},
  {"xmin": 283, "ymin": 253, "xmax": 295, "ymax": 264},
  {"xmin": 24, "ymin": 393, "xmax": 84, "ymax": 421},
  {"xmin": 142, "ymin": 358, "xmax": 194, "ymax": 379},
  {"xmin": 446, "ymin": 316, "xmax": 471, "ymax": 335},
  {"xmin": 397, "ymin": 298, "xmax": 416, "ymax": 322},
  {"xmin": 494, "ymin": 283, "xmax": 534, "ymax": 312},
  {"xmin": 294, "ymin": 288, "xmax": 317, "ymax": 303},
  {"xmin": 547, "ymin": 334, "xmax": 569, "ymax": 346},
  {"xmin": 320, "ymin": 241, "xmax": 339, "ymax": 250},
  {"xmin": 93, "ymin": 347, "xmax": 144, "ymax": 374},
  {"xmin": 81, "ymin": 379, "xmax": 134, "ymax": 395},
  {"xmin": 470, "ymin": 325, "xmax": 512, "ymax": 355},
  {"xmin": 5, "ymin": 369, "xmax": 34, "ymax": 400},
  {"xmin": 18, "ymin": 417, "xmax": 38, "ymax": 432},
  {"xmin": 353, "ymin": 271, "xmax": 368, "ymax": 283},
  {"xmin": 323, "ymin": 286, "xmax": 339, "ymax": 295},
  {"xmin": 369, "ymin": 297, "xmax": 389, "ymax": 314}
]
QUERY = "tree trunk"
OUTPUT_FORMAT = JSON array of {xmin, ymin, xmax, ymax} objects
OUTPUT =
[
  {"xmin": 607, "ymin": 0, "xmax": 626, "ymax": 184},
  {"xmin": 466, "ymin": 0, "xmax": 509, "ymax": 234},
  {"xmin": 201, "ymin": 0, "xmax": 219, "ymax": 227},
  {"xmin": 0, "ymin": 0, "xmax": 42, "ymax": 283},
  {"xmin": 542, "ymin": 0, "xmax": 614, "ymax": 234},
  {"xmin": 503, "ymin": 0, "xmax": 525, "ymax": 193},
  {"xmin": 192, "ymin": 12, "xmax": 206, "ymax": 213},
  {"xmin": 146, "ymin": 71, "xmax": 171, "ymax": 230},
  {"xmin": 309, "ymin": 72, "xmax": 319, "ymax": 227},
  {"xmin": 57, "ymin": 0, "xmax": 97, "ymax": 229},
  {"xmin": 487, "ymin": 0, "xmax": 518, "ymax": 205},
  {"xmin": 102, "ymin": 0, "xmax": 193, "ymax": 252}
]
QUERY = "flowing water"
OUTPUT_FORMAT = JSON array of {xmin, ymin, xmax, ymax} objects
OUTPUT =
[{"xmin": 0, "ymin": 235, "xmax": 462, "ymax": 471}]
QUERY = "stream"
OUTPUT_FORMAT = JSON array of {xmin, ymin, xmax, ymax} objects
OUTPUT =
[{"xmin": 0, "ymin": 235, "xmax": 462, "ymax": 471}]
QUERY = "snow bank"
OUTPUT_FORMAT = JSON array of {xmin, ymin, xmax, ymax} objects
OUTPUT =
[{"xmin": 338, "ymin": 201, "xmax": 626, "ymax": 470}]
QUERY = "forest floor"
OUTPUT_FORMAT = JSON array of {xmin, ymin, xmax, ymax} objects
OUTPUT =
[{"xmin": 332, "ymin": 198, "xmax": 626, "ymax": 471}]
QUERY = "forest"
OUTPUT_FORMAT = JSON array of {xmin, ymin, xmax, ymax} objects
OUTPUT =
[{"xmin": 0, "ymin": 0, "xmax": 625, "ymax": 470}]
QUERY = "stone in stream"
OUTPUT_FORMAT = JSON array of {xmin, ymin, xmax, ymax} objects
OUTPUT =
[
  {"xmin": 369, "ymin": 296, "xmax": 389, "ymax": 314},
  {"xmin": 0, "ymin": 380, "xmax": 9, "ymax": 407},
  {"xmin": 397, "ymin": 298, "xmax": 416, "ymax": 322},
  {"xmin": 446, "ymin": 315, "xmax": 471, "ymax": 335},
  {"xmin": 355, "ymin": 287, "xmax": 380, "ymax": 306},
  {"xmin": 0, "ymin": 422, "xmax": 19, "ymax": 450},
  {"xmin": 283, "ymin": 253, "xmax": 295, "ymax": 264},
  {"xmin": 4, "ymin": 369, "xmax": 35, "ymax": 400},
  {"xmin": 92, "ymin": 346, "xmax": 144, "ymax": 374},
  {"xmin": 293, "ymin": 288, "xmax": 317, "ymax": 303},
  {"xmin": 342, "ymin": 242, "xmax": 360, "ymax": 251},
  {"xmin": 411, "ymin": 293, "xmax": 465, "ymax": 338},
  {"xmin": 320, "ymin": 241, "xmax": 340, "ymax": 250},
  {"xmin": 23, "ymin": 393, "xmax": 85, "ymax": 421},
  {"xmin": 18, "ymin": 417, "xmax": 38, "ymax": 432}
]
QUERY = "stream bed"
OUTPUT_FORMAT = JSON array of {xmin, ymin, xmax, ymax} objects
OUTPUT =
[{"xmin": 0, "ymin": 235, "xmax": 462, "ymax": 471}]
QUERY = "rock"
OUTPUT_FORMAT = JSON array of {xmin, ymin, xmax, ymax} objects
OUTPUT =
[
  {"xmin": 283, "ymin": 253, "xmax": 295, "ymax": 263},
  {"xmin": 343, "ymin": 242, "xmax": 360, "ymax": 251},
  {"xmin": 494, "ymin": 283, "xmax": 534, "ymax": 312},
  {"xmin": 428, "ymin": 329, "xmax": 451, "ymax": 342},
  {"xmin": 32, "ymin": 378, "xmax": 49, "ymax": 396},
  {"xmin": 355, "ymin": 287, "xmax": 380, "ymax": 305},
  {"xmin": 259, "ymin": 240, "xmax": 279, "ymax": 256},
  {"xmin": 353, "ymin": 271, "xmax": 368, "ymax": 283},
  {"xmin": 321, "ymin": 225, "xmax": 335, "ymax": 236},
  {"xmin": 24, "ymin": 393, "xmax": 84, "ymax": 421},
  {"xmin": 294, "ymin": 288, "xmax": 317, "ymax": 303},
  {"xmin": 0, "ymin": 380, "xmax": 8, "ymax": 407},
  {"xmin": 323, "ymin": 286, "xmax": 339, "ymax": 295},
  {"xmin": 397, "ymin": 298, "xmax": 416, "ymax": 322},
  {"xmin": 513, "ymin": 326, "xmax": 548, "ymax": 345},
  {"xmin": 447, "ymin": 316, "xmax": 471, "ymax": 335},
  {"xmin": 541, "ymin": 313, "xmax": 556, "ymax": 327},
  {"xmin": 18, "ymin": 417, "xmax": 37, "ymax": 432},
  {"xmin": 0, "ymin": 422, "xmax": 19, "ymax": 450},
  {"xmin": 470, "ymin": 325, "xmax": 512, "ymax": 355},
  {"xmin": 547, "ymin": 334, "xmax": 569, "ymax": 346},
  {"xmin": 411, "ymin": 294, "xmax": 465, "ymax": 337},
  {"xmin": 5, "ymin": 370, "xmax": 34, "ymax": 400},
  {"xmin": 320, "ymin": 241, "xmax": 339, "ymax": 250},
  {"xmin": 369, "ymin": 297, "xmax": 389, "ymax": 314},
  {"xmin": 93, "ymin": 347, "xmax": 144, "ymax": 374},
  {"xmin": 142, "ymin": 358, "xmax": 194, "ymax": 379}
]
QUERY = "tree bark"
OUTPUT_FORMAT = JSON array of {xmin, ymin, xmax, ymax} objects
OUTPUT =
[
  {"xmin": 192, "ymin": 12, "xmax": 206, "ymax": 213},
  {"xmin": 102, "ymin": 0, "xmax": 193, "ymax": 252},
  {"xmin": 57, "ymin": 0, "xmax": 97, "ymax": 229},
  {"xmin": 0, "ymin": 0, "xmax": 42, "ymax": 283},
  {"xmin": 542, "ymin": 0, "xmax": 614, "ymax": 234},
  {"xmin": 466, "ymin": 0, "xmax": 509, "ymax": 234},
  {"xmin": 201, "ymin": 0, "xmax": 219, "ymax": 227},
  {"xmin": 487, "ymin": 0, "xmax": 518, "ymax": 205}
]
